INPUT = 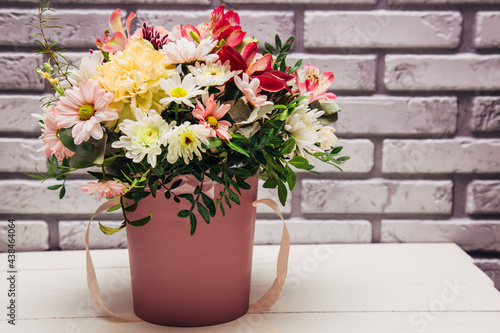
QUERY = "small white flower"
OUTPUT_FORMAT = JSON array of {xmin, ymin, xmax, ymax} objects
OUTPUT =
[
  {"xmin": 164, "ymin": 121, "xmax": 210, "ymax": 165},
  {"xmin": 111, "ymin": 109, "xmax": 172, "ymax": 167},
  {"xmin": 62, "ymin": 52, "xmax": 104, "ymax": 89},
  {"xmin": 318, "ymin": 126, "xmax": 338, "ymax": 151},
  {"xmin": 284, "ymin": 101, "xmax": 324, "ymax": 163},
  {"xmin": 234, "ymin": 73, "xmax": 273, "ymax": 108},
  {"xmin": 188, "ymin": 60, "xmax": 240, "ymax": 87},
  {"xmin": 159, "ymin": 73, "xmax": 206, "ymax": 108},
  {"xmin": 161, "ymin": 37, "xmax": 218, "ymax": 64}
]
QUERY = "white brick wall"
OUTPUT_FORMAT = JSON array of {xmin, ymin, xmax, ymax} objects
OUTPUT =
[
  {"xmin": 304, "ymin": 11, "xmax": 462, "ymax": 49},
  {"xmin": 287, "ymin": 54, "xmax": 377, "ymax": 92},
  {"xmin": 335, "ymin": 96, "xmax": 458, "ymax": 135},
  {"xmin": 467, "ymin": 180, "xmax": 500, "ymax": 215},
  {"xmin": 0, "ymin": 221, "xmax": 49, "ymax": 251},
  {"xmin": 470, "ymin": 97, "xmax": 500, "ymax": 132},
  {"xmin": 385, "ymin": 54, "xmax": 500, "ymax": 91},
  {"xmin": 301, "ymin": 180, "xmax": 453, "ymax": 214},
  {"xmin": 382, "ymin": 139, "xmax": 500, "ymax": 174},
  {"xmin": 475, "ymin": 12, "xmax": 500, "ymax": 49},
  {"xmin": 0, "ymin": 0, "xmax": 499, "ymax": 290}
]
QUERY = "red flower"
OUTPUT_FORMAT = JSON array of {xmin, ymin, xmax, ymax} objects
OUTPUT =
[
  {"xmin": 218, "ymin": 43, "xmax": 294, "ymax": 92},
  {"xmin": 209, "ymin": 5, "xmax": 246, "ymax": 47}
]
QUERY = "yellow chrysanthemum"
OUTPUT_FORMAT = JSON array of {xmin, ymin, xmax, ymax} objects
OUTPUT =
[{"xmin": 94, "ymin": 39, "xmax": 175, "ymax": 125}]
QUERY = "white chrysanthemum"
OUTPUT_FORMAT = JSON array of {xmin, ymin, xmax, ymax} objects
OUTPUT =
[
  {"xmin": 111, "ymin": 109, "xmax": 172, "ymax": 167},
  {"xmin": 62, "ymin": 52, "xmax": 104, "ymax": 89},
  {"xmin": 188, "ymin": 60, "xmax": 240, "ymax": 87},
  {"xmin": 284, "ymin": 101, "xmax": 324, "ymax": 163},
  {"xmin": 164, "ymin": 121, "xmax": 210, "ymax": 165},
  {"xmin": 159, "ymin": 73, "xmax": 206, "ymax": 108},
  {"xmin": 318, "ymin": 126, "xmax": 338, "ymax": 150},
  {"xmin": 161, "ymin": 37, "xmax": 218, "ymax": 64}
]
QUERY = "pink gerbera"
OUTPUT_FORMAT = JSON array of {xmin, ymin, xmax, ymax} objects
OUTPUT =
[
  {"xmin": 55, "ymin": 80, "xmax": 117, "ymax": 145},
  {"xmin": 41, "ymin": 107, "xmax": 75, "ymax": 161},
  {"xmin": 80, "ymin": 180, "xmax": 127, "ymax": 201},
  {"xmin": 193, "ymin": 94, "xmax": 232, "ymax": 141}
]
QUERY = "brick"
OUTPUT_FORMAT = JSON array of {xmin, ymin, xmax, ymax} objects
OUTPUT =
[
  {"xmin": 385, "ymin": 54, "xmax": 500, "ymax": 91},
  {"xmin": 0, "ymin": 180, "xmax": 108, "ymax": 215},
  {"xmin": 0, "ymin": 221, "xmax": 49, "ymax": 252},
  {"xmin": 304, "ymin": 11, "xmax": 461, "ymax": 49},
  {"xmin": 475, "ymin": 258, "xmax": 500, "ymax": 290},
  {"xmin": 58, "ymin": 221, "xmax": 127, "ymax": 250},
  {"xmin": 466, "ymin": 180, "xmax": 500, "ymax": 215},
  {"xmin": 0, "ymin": 53, "xmax": 44, "ymax": 91},
  {"xmin": 382, "ymin": 139, "xmax": 500, "ymax": 174},
  {"xmin": 48, "ymin": 0, "xmax": 209, "ymax": 3},
  {"xmin": 136, "ymin": 10, "xmax": 209, "ymax": 30},
  {"xmin": 287, "ymin": 54, "xmax": 376, "ymax": 92},
  {"xmin": 381, "ymin": 219, "xmax": 500, "ymax": 252},
  {"xmin": 475, "ymin": 12, "xmax": 500, "ymax": 49},
  {"xmin": 257, "ymin": 180, "xmax": 292, "ymax": 215},
  {"xmin": 226, "ymin": 0, "xmax": 376, "ymax": 3},
  {"xmin": 0, "ymin": 138, "xmax": 47, "ymax": 173},
  {"xmin": 254, "ymin": 219, "xmax": 372, "ymax": 245},
  {"xmin": 390, "ymin": 0, "xmax": 500, "ymax": 4},
  {"xmin": 0, "ymin": 10, "xmax": 115, "ymax": 48},
  {"xmin": 301, "ymin": 180, "xmax": 452, "ymax": 214},
  {"xmin": 138, "ymin": 10, "xmax": 294, "ymax": 47},
  {"xmin": 335, "ymin": 96, "xmax": 458, "ymax": 135},
  {"xmin": 294, "ymin": 139, "xmax": 375, "ymax": 174},
  {"xmin": 0, "ymin": 95, "xmax": 44, "ymax": 134},
  {"xmin": 470, "ymin": 97, "xmax": 500, "ymax": 132}
]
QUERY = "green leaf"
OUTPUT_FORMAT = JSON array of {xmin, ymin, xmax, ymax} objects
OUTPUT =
[
  {"xmin": 170, "ymin": 179, "xmax": 182, "ymax": 189},
  {"xmin": 263, "ymin": 176, "xmax": 279, "ymax": 189},
  {"xmin": 289, "ymin": 156, "xmax": 313, "ymax": 170},
  {"xmin": 152, "ymin": 165, "xmax": 165, "ymax": 178},
  {"xmin": 178, "ymin": 209, "xmax": 190, "ymax": 218},
  {"xmin": 227, "ymin": 188, "xmax": 240, "ymax": 205},
  {"xmin": 150, "ymin": 179, "xmax": 159, "ymax": 198},
  {"xmin": 286, "ymin": 165, "xmax": 297, "ymax": 191},
  {"xmin": 189, "ymin": 212, "xmax": 197, "ymax": 235},
  {"xmin": 125, "ymin": 202, "xmax": 138, "ymax": 213},
  {"xmin": 59, "ymin": 185, "xmax": 66, "ymax": 199},
  {"xmin": 277, "ymin": 181, "xmax": 287, "ymax": 206},
  {"xmin": 201, "ymin": 192, "xmax": 216, "ymax": 217},
  {"xmin": 280, "ymin": 138, "xmax": 296, "ymax": 155},
  {"xmin": 129, "ymin": 211, "xmax": 153, "ymax": 227},
  {"xmin": 227, "ymin": 141, "xmax": 250, "ymax": 157},
  {"xmin": 99, "ymin": 222, "xmax": 126, "ymax": 235},
  {"xmin": 47, "ymin": 184, "xmax": 62, "ymax": 190},
  {"xmin": 202, "ymin": 137, "xmax": 223, "ymax": 149},
  {"xmin": 275, "ymin": 34, "xmax": 282, "ymax": 49},
  {"xmin": 197, "ymin": 203, "xmax": 210, "ymax": 224},
  {"xmin": 107, "ymin": 203, "xmax": 122, "ymax": 212},
  {"xmin": 58, "ymin": 128, "xmax": 95, "ymax": 156}
]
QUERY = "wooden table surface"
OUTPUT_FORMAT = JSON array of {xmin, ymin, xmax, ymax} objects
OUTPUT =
[{"xmin": 1, "ymin": 243, "xmax": 500, "ymax": 332}]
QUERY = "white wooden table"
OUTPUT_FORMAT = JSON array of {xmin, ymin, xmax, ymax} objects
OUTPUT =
[{"xmin": 1, "ymin": 243, "xmax": 500, "ymax": 332}]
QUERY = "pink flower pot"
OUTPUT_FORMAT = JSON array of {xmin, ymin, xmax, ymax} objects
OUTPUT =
[{"xmin": 125, "ymin": 175, "xmax": 258, "ymax": 327}]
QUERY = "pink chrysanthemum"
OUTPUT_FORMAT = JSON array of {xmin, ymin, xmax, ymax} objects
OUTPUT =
[
  {"xmin": 80, "ymin": 180, "xmax": 127, "ymax": 201},
  {"xmin": 41, "ymin": 108, "xmax": 75, "ymax": 161},
  {"xmin": 193, "ymin": 94, "xmax": 232, "ymax": 141},
  {"xmin": 55, "ymin": 80, "xmax": 117, "ymax": 145}
]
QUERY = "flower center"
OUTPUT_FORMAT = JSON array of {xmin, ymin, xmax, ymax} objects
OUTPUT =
[
  {"xmin": 138, "ymin": 127, "xmax": 159, "ymax": 146},
  {"xmin": 181, "ymin": 130, "xmax": 196, "ymax": 147},
  {"xmin": 209, "ymin": 70, "xmax": 220, "ymax": 76},
  {"xmin": 78, "ymin": 104, "xmax": 95, "ymax": 121},
  {"xmin": 170, "ymin": 87, "xmax": 188, "ymax": 98},
  {"xmin": 206, "ymin": 116, "xmax": 218, "ymax": 129}
]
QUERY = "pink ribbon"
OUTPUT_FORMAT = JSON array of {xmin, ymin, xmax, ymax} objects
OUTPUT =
[{"xmin": 85, "ymin": 195, "xmax": 290, "ymax": 321}]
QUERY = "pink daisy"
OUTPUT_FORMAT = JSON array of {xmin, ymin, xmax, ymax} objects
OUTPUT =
[
  {"xmin": 41, "ymin": 107, "xmax": 75, "ymax": 161},
  {"xmin": 80, "ymin": 180, "xmax": 127, "ymax": 201},
  {"xmin": 193, "ymin": 94, "xmax": 232, "ymax": 141},
  {"xmin": 55, "ymin": 80, "xmax": 117, "ymax": 145}
]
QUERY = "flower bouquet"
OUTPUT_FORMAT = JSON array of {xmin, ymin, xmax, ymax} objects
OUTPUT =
[{"xmin": 30, "ymin": 1, "xmax": 347, "ymax": 326}]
